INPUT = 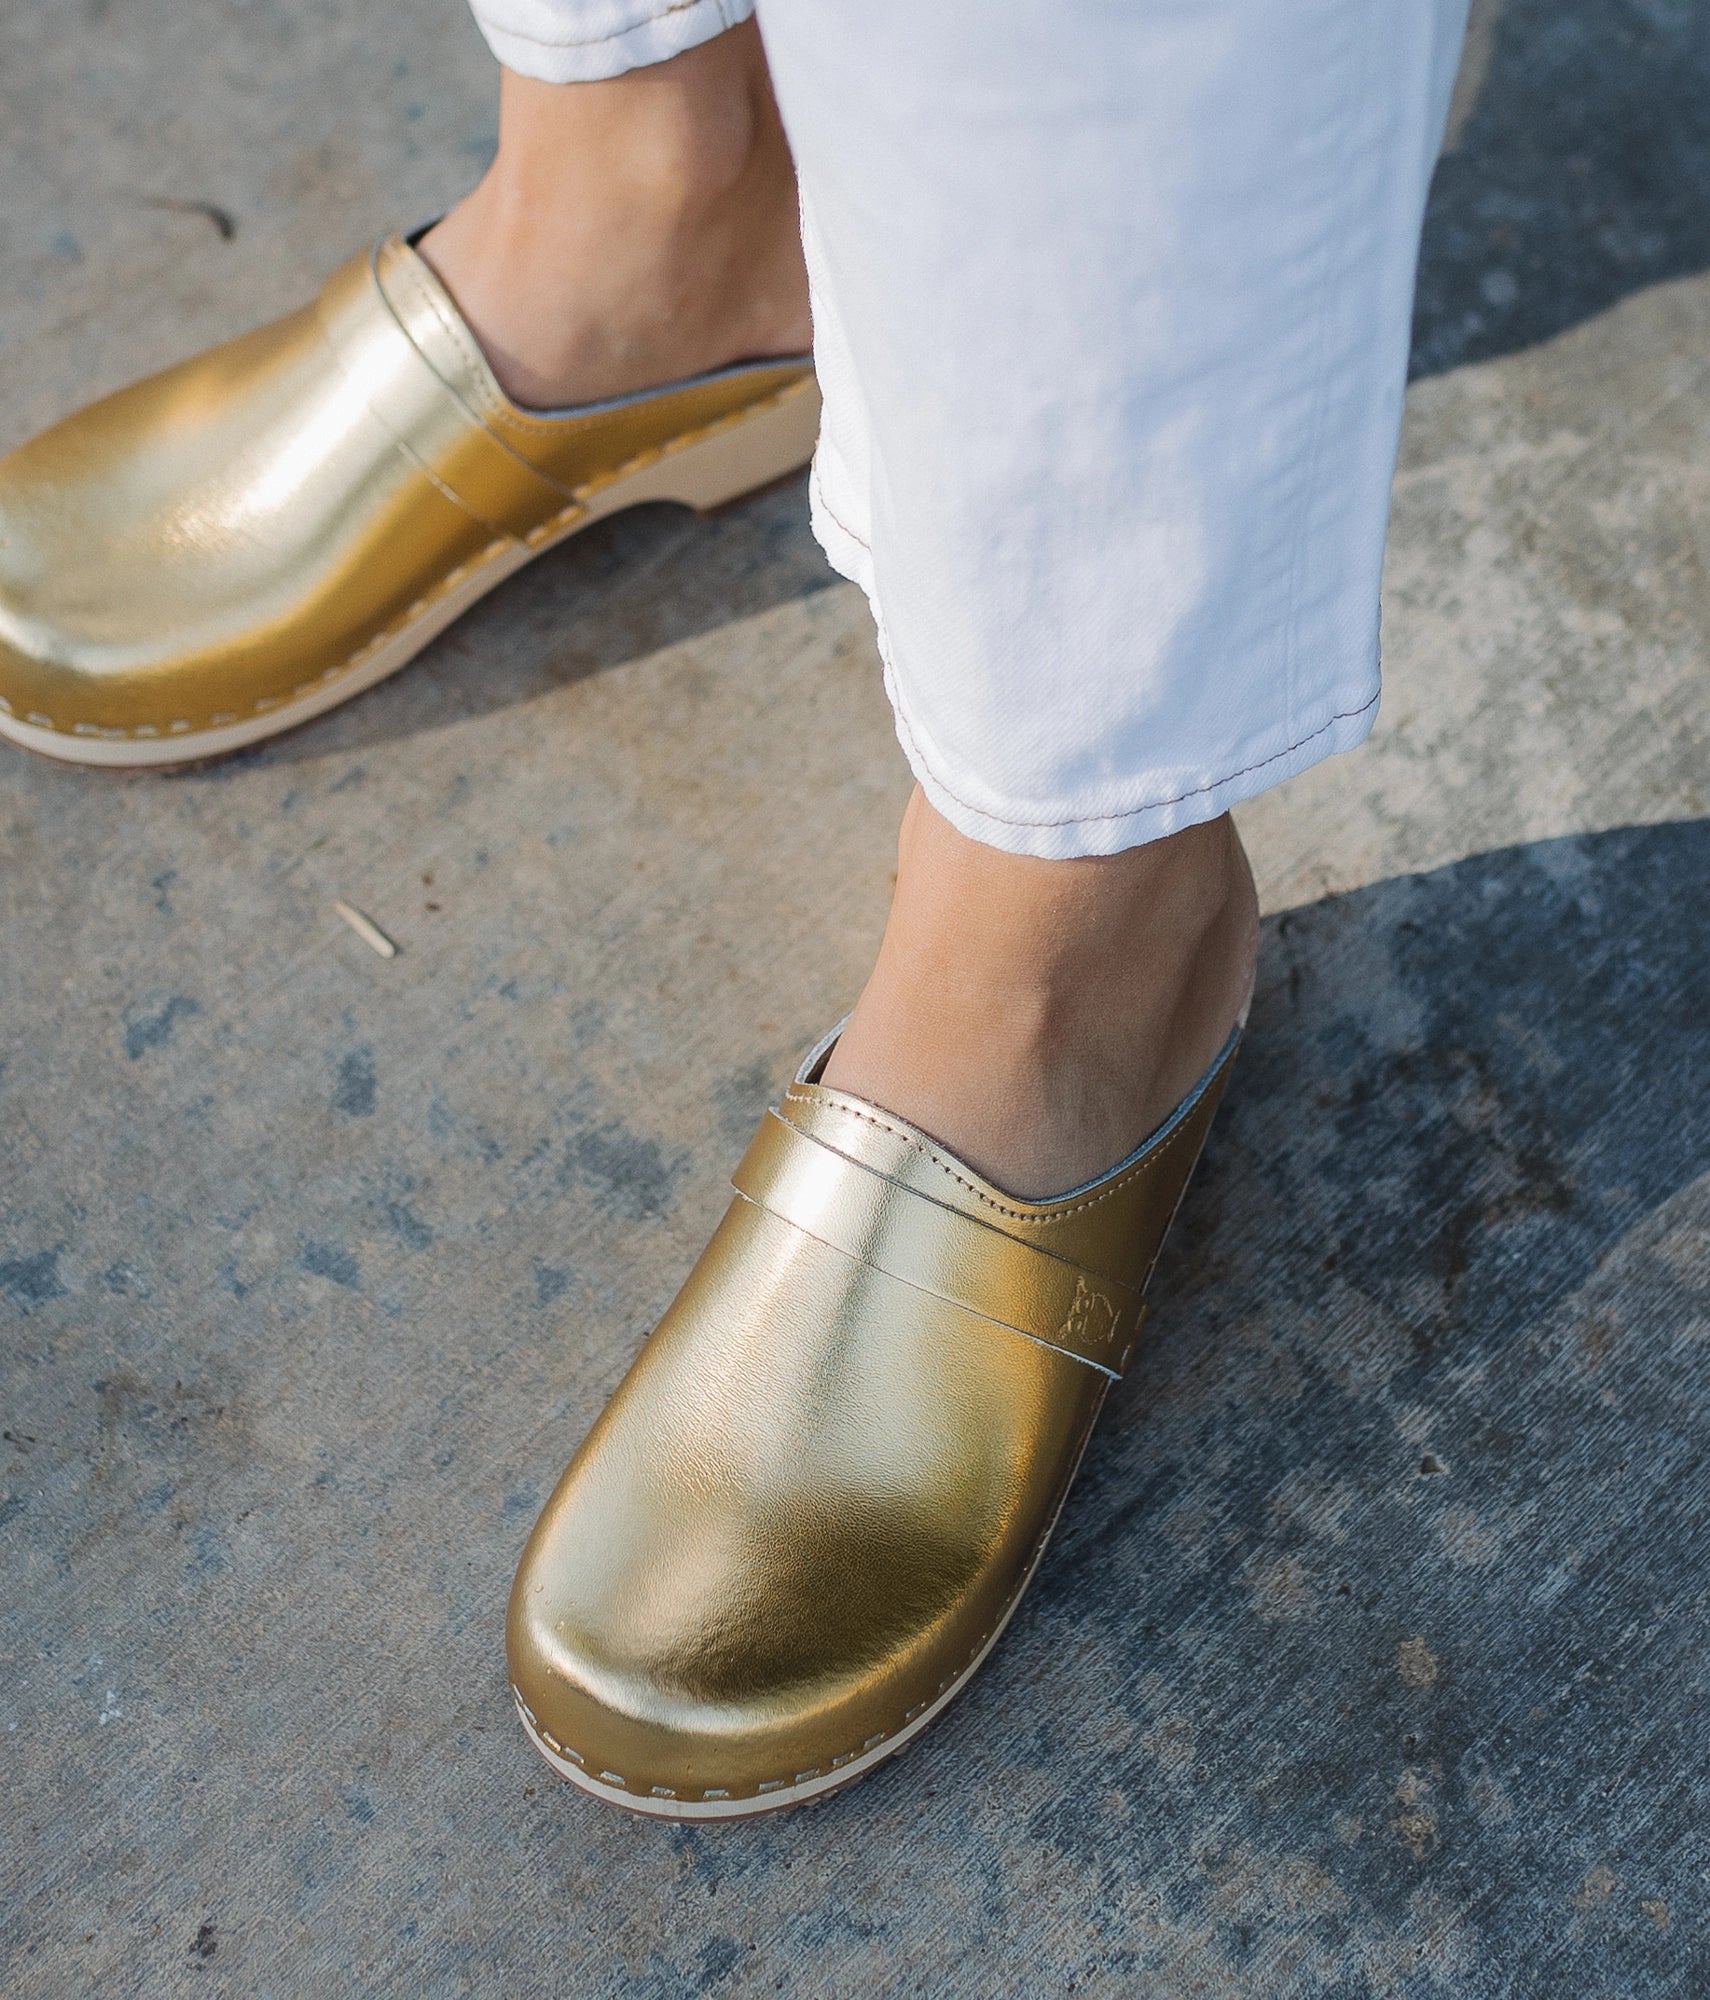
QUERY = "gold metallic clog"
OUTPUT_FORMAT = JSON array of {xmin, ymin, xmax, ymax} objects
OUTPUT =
[
  {"xmin": 0, "ymin": 235, "xmax": 818, "ymax": 767},
  {"xmin": 508, "ymin": 1023, "xmax": 1240, "ymax": 1818}
]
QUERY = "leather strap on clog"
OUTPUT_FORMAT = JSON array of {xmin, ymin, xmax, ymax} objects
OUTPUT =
[
  {"xmin": 732, "ymin": 1112, "xmax": 1144, "ymax": 1377},
  {"xmin": 315, "ymin": 250, "xmax": 577, "ymax": 542}
]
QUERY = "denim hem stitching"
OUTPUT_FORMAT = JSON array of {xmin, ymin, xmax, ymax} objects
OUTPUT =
[{"xmin": 893, "ymin": 690, "xmax": 1378, "ymax": 833}]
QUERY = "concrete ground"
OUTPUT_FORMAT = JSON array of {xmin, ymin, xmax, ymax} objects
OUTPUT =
[{"xmin": 4, "ymin": 1, "xmax": 1710, "ymax": 1994}]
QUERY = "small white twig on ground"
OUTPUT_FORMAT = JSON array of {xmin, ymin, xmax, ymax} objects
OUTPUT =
[{"xmin": 332, "ymin": 900, "xmax": 398, "ymax": 959}]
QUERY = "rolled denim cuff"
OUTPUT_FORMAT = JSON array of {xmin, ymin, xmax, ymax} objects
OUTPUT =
[{"xmin": 468, "ymin": 0, "xmax": 755, "ymax": 84}]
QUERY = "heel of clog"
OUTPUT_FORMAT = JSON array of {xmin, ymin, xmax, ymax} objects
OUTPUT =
[{"xmin": 581, "ymin": 377, "xmax": 822, "ymax": 522}]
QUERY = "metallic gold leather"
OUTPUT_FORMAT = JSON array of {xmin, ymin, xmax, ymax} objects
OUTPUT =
[
  {"xmin": 0, "ymin": 238, "xmax": 813, "ymax": 744},
  {"xmin": 507, "ymin": 1030, "xmax": 1239, "ymax": 1812},
  {"xmin": 731, "ymin": 1110, "xmax": 1144, "ymax": 1370}
]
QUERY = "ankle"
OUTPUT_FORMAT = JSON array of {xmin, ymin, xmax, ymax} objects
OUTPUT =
[
  {"xmin": 822, "ymin": 798, "xmax": 1258, "ymax": 1198},
  {"xmin": 419, "ymin": 32, "xmax": 810, "ymax": 407},
  {"xmin": 475, "ymin": 56, "xmax": 768, "ymax": 239}
]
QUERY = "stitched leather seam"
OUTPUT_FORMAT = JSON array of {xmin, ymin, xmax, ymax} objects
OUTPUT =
[
  {"xmin": 563, "ymin": 375, "xmax": 813, "ymax": 500},
  {"xmin": 369, "ymin": 247, "xmax": 580, "ymax": 498},
  {"xmin": 730, "ymin": 1185, "xmax": 1123, "ymax": 1379},
  {"xmin": 323, "ymin": 267, "xmax": 546, "ymax": 528},
  {"xmin": 11, "ymin": 533, "xmax": 519, "ymax": 738},
  {"xmin": 14, "ymin": 381, "xmax": 809, "ymax": 738},
  {"xmin": 387, "ymin": 430, "xmax": 522, "ymax": 541},
  {"xmin": 384, "ymin": 242, "xmax": 810, "ymax": 455},
  {"xmin": 375, "ymin": 248, "xmax": 812, "ymax": 504},
  {"xmin": 482, "ymin": 356, "xmax": 810, "ymax": 446},
  {"xmin": 752, "ymin": 1110, "xmax": 1141, "ymax": 1290},
  {"xmin": 778, "ymin": 1080, "xmax": 1216, "ymax": 1226},
  {"xmin": 387, "ymin": 256, "xmax": 516, "ymax": 433},
  {"xmin": 513, "ymin": 371, "xmax": 807, "ymax": 448}
]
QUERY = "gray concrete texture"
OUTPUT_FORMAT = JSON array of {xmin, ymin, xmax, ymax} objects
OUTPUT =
[{"xmin": 3, "ymin": 0, "xmax": 1710, "ymax": 1994}]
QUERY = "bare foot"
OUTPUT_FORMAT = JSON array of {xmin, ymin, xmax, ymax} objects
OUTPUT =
[
  {"xmin": 418, "ymin": 23, "xmax": 812, "ymax": 409},
  {"xmin": 822, "ymin": 792, "xmax": 1259, "ymax": 1199}
]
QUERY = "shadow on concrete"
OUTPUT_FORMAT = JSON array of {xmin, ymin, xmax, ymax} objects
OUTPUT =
[
  {"xmin": 1181, "ymin": 816, "xmax": 1710, "ymax": 1366},
  {"xmin": 1413, "ymin": 0, "xmax": 1710, "ymax": 378},
  {"xmin": 7, "ymin": 782, "xmax": 1709, "ymax": 1983},
  {"xmin": 963, "ymin": 817, "xmax": 1710, "ymax": 1985}
]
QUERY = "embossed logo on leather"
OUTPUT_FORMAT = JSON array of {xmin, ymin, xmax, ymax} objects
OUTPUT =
[{"xmin": 1059, "ymin": 1275, "xmax": 1118, "ymax": 1351}]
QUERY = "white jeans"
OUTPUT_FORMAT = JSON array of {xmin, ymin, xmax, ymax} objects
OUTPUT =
[{"xmin": 470, "ymin": 0, "xmax": 1470, "ymax": 858}]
